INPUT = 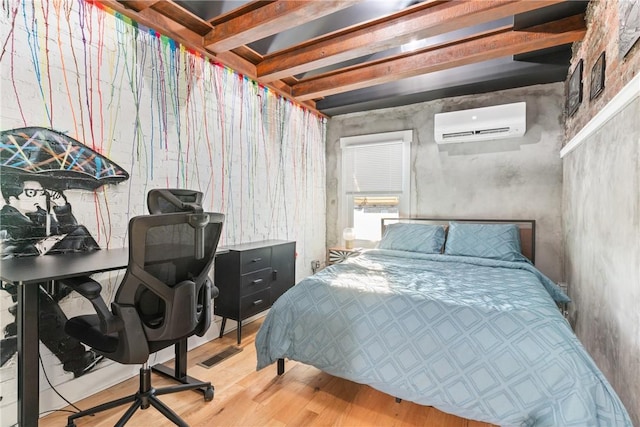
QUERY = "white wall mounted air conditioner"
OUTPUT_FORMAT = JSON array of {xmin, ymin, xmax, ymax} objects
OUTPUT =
[{"xmin": 434, "ymin": 102, "xmax": 526, "ymax": 144}]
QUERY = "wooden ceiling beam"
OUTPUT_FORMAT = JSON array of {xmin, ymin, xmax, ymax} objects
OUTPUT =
[
  {"xmin": 203, "ymin": 0, "xmax": 361, "ymax": 53},
  {"xmin": 148, "ymin": 1, "xmax": 213, "ymax": 36},
  {"xmin": 207, "ymin": 1, "xmax": 275, "ymax": 27},
  {"xmin": 258, "ymin": 0, "xmax": 566, "ymax": 82},
  {"xmin": 118, "ymin": 1, "xmax": 162, "ymax": 12},
  {"xmin": 292, "ymin": 13, "xmax": 586, "ymax": 101}
]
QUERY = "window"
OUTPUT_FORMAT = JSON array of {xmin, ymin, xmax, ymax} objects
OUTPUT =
[
  {"xmin": 340, "ymin": 130, "xmax": 412, "ymax": 246},
  {"xmin": 353, "ymin": 196, "xmax": 400, "ymax": 241}
]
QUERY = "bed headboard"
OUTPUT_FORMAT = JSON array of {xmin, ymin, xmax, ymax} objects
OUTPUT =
[{"xmin": 381, "ymin": 218, "xmax": 536, "ymax": 263}]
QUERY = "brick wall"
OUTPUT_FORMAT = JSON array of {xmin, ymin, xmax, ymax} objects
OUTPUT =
[{"xmin": 565, "ymin": 0, "xmax": 640, "ymax": 141}]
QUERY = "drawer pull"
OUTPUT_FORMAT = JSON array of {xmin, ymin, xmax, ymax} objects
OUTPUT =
[
  {"xmin": 253, "ymin": 299, "xmax": 264, "ymax": 306},
  {"xmin": 251, "ymin": 257, "xmax": 262, "ymax": 263},
  {"xmin": 251, "ymin": 278, "xmax": 263, "ymax": 285}
]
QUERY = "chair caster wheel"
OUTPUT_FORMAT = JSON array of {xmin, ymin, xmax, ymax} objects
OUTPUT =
[{"xmin": 204, "ymin": 386, "xmax": 214, "ymax": 402}]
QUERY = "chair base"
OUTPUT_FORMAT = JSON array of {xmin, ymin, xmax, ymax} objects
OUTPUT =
[{"xmin": 67, "ymin": 366, "xmax": 214, "ymax": 427}]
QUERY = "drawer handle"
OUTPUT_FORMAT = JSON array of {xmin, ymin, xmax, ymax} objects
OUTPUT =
[
  {"xmin": 251, "ymin": 257, "xmax": 262, "ymax": 263},
  {"xmin": 253, "ymin": 299, "xmax": 264, "ymax": 306},
  {"xmin": 251, "ymin": 278, "xmax": 263, "ymax": 285}
]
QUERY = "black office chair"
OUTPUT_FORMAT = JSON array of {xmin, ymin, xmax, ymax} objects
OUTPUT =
[
  {"xmin": 63, "ymin": 211, "xmax": 224, "ymax": 427},
  {"xmin": 145, "ymin": 188, "xmax": 220, "ymax": 387},
  {"xmin": 146, "ymin": 188, "xmax": 219, "ymax": 320}
]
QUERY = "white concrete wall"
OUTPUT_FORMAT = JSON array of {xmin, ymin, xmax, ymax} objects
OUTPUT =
[
  {"xmin": 0, "ymin": 1, "xmax": 326, "ymax": 424},
  {"xmin": 560, "ymin": 1, "xmax": 640, "ymax": 422},
  {"xmin": 326, "ymin": 84, "xmax": 565, "ymax": 283},
  {"xmin": 563, "ymin": 92, "xmax": 640, "ymax": 427}
]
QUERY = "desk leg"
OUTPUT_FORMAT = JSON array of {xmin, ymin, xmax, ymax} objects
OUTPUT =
[
  {"xmin": 151, "ymin": 339, "xmax": 210, "ymax": 395},
  {"xmin": 17, "ymin": 281, "xmax": 39, "ymax": 427}
]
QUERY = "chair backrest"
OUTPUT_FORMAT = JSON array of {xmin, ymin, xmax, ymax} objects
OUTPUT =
[
  {"xmin": 147, "ymin": 188, "xmax": 204, "ymax": 214},
  {"xmin": 115, "ymin": 212, "xmax": 224, "ymax": 350}
]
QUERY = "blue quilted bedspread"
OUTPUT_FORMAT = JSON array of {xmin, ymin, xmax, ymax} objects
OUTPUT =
[{"xmin": 255, "ymin": 250, "xmax": 632, "ymax": 426}]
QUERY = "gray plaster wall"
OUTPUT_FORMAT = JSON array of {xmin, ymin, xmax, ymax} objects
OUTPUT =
[
  {"xmin": 326, "ymin": 83, "xmax": 565, "ymax": 282},
  {"xmin": 562, "ymin": 96, "xmax": 640, "ymax": 426}
]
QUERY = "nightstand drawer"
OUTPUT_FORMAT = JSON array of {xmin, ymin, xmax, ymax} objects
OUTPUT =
[
  {"xmin": 241, "ymin": 268, "xmax": 271, "ymax": 293},
  {"xmin": 240, "ymin": 289, "xmax": 271, "ymax": 318},
  {"xmin": 239, "ymin": 247, "xmax": 271, "ymax": 273}
]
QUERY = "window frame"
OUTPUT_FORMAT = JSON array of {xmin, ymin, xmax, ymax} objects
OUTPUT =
[{"xmin": 339, "ymin": 130, "xmax": 412, "ymax": 247}]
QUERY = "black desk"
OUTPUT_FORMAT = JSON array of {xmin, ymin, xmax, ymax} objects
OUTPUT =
[
  {"xmin": 0, "ymin": 247, "xmax": 224, "ymax": 427},
  {"xmin": 0, "ymin": 248, "xmax": 129, "ymax": 427}
]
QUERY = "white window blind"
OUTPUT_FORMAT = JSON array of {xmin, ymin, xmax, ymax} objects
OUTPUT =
[{"xmin": 343, "ymin": 141, "xmax": 404, "ymax": 194}]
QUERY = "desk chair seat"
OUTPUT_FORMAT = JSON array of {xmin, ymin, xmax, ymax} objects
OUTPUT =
[{"xmin": 63, "ymin": 212, "xmax": 224, "ymax": 427}]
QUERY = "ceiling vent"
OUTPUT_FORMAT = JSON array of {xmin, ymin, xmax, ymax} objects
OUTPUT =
[{"xmin": 434, "ymin": 102, "xmax": 526, "ymax": 144}]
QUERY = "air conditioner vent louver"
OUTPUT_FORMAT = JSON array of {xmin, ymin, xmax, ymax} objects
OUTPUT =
[
  {"xmin": 443, "ymin": 127, "xmax": 511, "ymax": 139},
  {"xmin": 435, "ymin": 103, "xmax": 526, "ymax": 144}
]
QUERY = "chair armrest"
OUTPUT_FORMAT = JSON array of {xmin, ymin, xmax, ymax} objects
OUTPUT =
[
  {"xmin": 61, "ymin": 276, "xmax": 123, "ymax": 334},
  {"xmin": 61, "ymin": 276, "xmax": 102, "ymax": 299}
]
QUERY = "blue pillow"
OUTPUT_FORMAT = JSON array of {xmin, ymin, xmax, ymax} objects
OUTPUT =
[
  {"xmin": 379, "ymin": 223, "xmax": 445, "ymax": 254},
  {"xmin": 444, "ymin": 222, "xmax": 528, "ymax": 262}
]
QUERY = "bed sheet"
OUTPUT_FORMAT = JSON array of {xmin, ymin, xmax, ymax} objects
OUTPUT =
[{"xmin": 255, "ymin": 250, "xmax": 631, "ymax": 426}]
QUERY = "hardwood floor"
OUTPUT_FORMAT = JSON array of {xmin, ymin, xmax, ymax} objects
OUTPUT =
[{"xmin": 40, "ymin": 318, "xmax": 495, "ymax": 427}]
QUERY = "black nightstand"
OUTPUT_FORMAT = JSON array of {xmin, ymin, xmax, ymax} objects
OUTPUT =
[{"xmin": 214, "ymin": 240, "xmax": 295, "ymax": 344}]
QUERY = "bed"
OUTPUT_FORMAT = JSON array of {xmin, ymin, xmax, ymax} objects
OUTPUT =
[{"xmin": 255, "ymin": 218, "xmax": 632, "ymax": 426}]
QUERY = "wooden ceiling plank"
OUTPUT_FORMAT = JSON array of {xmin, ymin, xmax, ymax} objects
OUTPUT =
[
  {"xmin": 118, "ymin": 1, "xmax": 162, "ymax": 12},
  {"xmin": 292, "ymin": 14, "xmax": 586, "ymax": 101},
  {"xmin": 203, "ymin": 0, "xmax": 361, "ymax": 53},
  {"xmin": 258, "ymin": 0, "xmax": 566, "ymax": 82},
  {"xmin": 232, "ymin": 45, "xmax": 264, "ymax": 64},
  {"xmin": 208, "ymin": 1, "xmax": 276, "ymax": 27},
  {"xmin": 148, "ymin": 1, "xmax": 213, "ymax": 36}
]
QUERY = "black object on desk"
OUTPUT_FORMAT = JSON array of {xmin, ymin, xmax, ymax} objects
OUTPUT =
[{"xmin": 214, "ymin": 240, "xmax": 295, "ymax": 344}]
